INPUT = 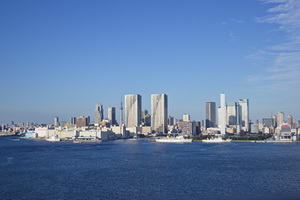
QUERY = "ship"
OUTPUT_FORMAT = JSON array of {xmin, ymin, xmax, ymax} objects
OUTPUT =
[{"xmin": 156, "ymin": 135, "xmax": 193, "ymax": 143}]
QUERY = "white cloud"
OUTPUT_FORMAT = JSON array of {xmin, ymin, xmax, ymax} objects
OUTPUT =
[{"xmin": 248, "ymin": 0, "xmax": 300, "ymax": 91}]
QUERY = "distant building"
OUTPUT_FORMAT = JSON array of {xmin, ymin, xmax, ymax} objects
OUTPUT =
[
  {"xmin": 206, "ymin": 102, "xmax": 216, "ymax": 128},
  {"xmin": 125, "ymin": 94, "xmax": 142, "ymax": 127},
  {"xmin": 70, "ymin": 117, "xmax": 76, "ymax": 125},
  {"xmin": 54, "ymin": 117, "xmax": 59, "ymax": 127},
  {"xmin": 168, "ymin": 116, "xmax": 174, "ymax": 126},
  {"xmin": 287, "ymin": 115, "xmax": 293, "ymax": 125},
  {"xmin": 143, "ymin": 114, "xmax": 151, "ymax": 126},
  {"xmin": 227, "ymin": 102, "xmax": 237, "ymax": 125},
  {"xmin": 277, "ymin": 112, "xmax": 284, "ymax": 127},
  {"xmin": 262, "ymin": 118, "xmax": 273, "ymax": 128},
  {"xmin": 238, "ymin": 99, "xmax": 249, "ymax": 132},
  {"xmin": 142, "ymin": 110, "xmax": 151, "ymax": 126},
  {"xmin": 220, "ymin": 93, "xmax": 226, "ymax": 135},
  {"xmin": 272, "ymin": 115, "xmax": 277, "ymax": 127},
  {"xmin": 276, "ymin": 123, "xmax": 298, "ymax": 141},
  {"xmin": 183, "ymin": 114, "xmax": 190, "ymax": 122},
  {"xmin": 76, "ymin": 116, "xmax": 89, "ymax": 127},
  {"xmin": 181, "ymin": 121, "xmax": 197, "ymax": 135},
  {"xmin": 250, "ymin": 124, "xmax": 259, "ymax": 134},
  {"xmin": 151, "ymin": 94, "xmax": 168, "ymax": 133},
  {"xmin": 95, "ymin": 104, "xmax": 104, "ymax": 124},
  {"xmin": 108, "ymin": 107, "xmax": 116, "ymax": 126}
]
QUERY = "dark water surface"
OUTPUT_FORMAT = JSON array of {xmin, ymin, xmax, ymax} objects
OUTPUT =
[{"xmin": 1, "ymin": 136, "xmax": 300, "ymax": 200}]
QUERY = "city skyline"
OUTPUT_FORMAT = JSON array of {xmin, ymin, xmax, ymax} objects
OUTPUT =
[{"xmin": 1, "ymin": 0, "xmax": 300, "ymax": 124}]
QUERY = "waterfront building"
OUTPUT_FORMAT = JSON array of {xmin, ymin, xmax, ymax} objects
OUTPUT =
[
  {"xmin": 54, "ymin": 117, "xmax": 59, "ymax": 127},
  {"xmin": 238, "ymin": 99, "xmax": 249, "ymax": 132},
  {"xmin": 125, "ymin": 94, "xmax": 142, "ymax": 127},
  {"xmin": 205, "ymin": 102, "xmax": 216, "ymax": 128},
  {"xmin": 76, "ymin": 116, "xmax": 89, "ymax": 127},
  {"xmin": 183, "ymin": 114, "xmax": 190, "ymax": 122},
  {"xmin": 226, "ymin": 102, "xmax": 237, "ymax": 126},
  {"xmin": 277, "ymin": 112, "xmax": 284, "ymax": 127},
  {"xmin": 287, "ymin": 115, "xmax": 293, "ymax": 125},
  {"xmin": 275, "ymin": 123, "xmax": 298, "ymax": 141},
  {"xmin": 262, "ymin": 118, "xmax": 273, "ymax": 128},
  {"xmin": 181, "ymin": 121, "xmax": 197, "ymax": 135},
  {"xmin": 95, "ymin": 104, "xmax": 104, "ymax": 124},
  {"xmin": 250, "ymin": 124, "xmax": 259, "ymax": 134},
  {"xmin": 108, "ymin": 107, "xmax": 116, "ymax": 126},
  {"xmin": 151, "ymin": 94, "xmax": 168, "ymax": 133}
]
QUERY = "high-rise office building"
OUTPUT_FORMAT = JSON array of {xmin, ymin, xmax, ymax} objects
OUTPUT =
[
  {"xmin": 70, "ymin": 117, "xmax": 76, "ymax": 125},
  {"xmin": 272, "ymin": 115, "xmax": 277, "ymax": 127},
  {"xmin": 95, "ymin": 104, "xmax": 104, "ymax": 124},
  {"xmin": 54, "ymin": 117, "xmax": 59, "ymax": 127},
  {"xmin": 226, "ymin": 102, "xmax": 237, "ymax": 126},
  {"xmin": 125, "ymin": 94, "xmax": 142, "ymax": 127},
  {"xmin": 151, "ymin": 94, "xmax": 168, "ymax": 133},
  {"xmin": 277, "ymin": 112, "xmax": 284, "ymax": 127},
  {"xmin": 168, "ymin": 116, "xmax": 174, "ymax": 126},
  {"xmin": 108, "ymin": 107, "xmax": 116, "ymax": 126},
  {"xmin": 287, "ymin": 115, "xmax": 293, "ymax": 125},
  {"xmin": 238, "ymin": 99, "xmax": 249, "ymax": 132},
  {"xmin": 220, "ymin": 93, "xmax": 226, "ymax": 135},
  {"xmin": 183, "ymin": 114, "xmax": 190, "ymax": 122},
  {"xmin": 205, "ymin": 102, "xmax": 216, "ymax": 128}
]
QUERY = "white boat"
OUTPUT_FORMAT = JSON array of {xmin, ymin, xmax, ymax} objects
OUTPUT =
[
  {"xmin": 156, "ymin": 135, "xmax": 193, "ymax": 143},
  {"xmin": 46, "ymin": 135, "xmax": 61, "ymax": 142},
  {"xmin": 202, "ymin": 135, "xmax": 231, "ymax": 143}
]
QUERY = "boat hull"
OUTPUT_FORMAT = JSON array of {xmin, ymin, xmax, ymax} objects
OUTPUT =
[{"xmin": 156, "ymin": 138, "xmax": 193, "ymax": 143}]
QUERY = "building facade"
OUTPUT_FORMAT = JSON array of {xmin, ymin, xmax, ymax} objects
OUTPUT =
[
  {"xmin": 205, "ymin": 102, "xmax": 216, "ymax": 128},
  {"xmin": 238, "ymin": 99, "xmax": 249, "ymax": 132},
  {"xmin": 108, "ymin": 107, "xmax": 116, "ymax": 126},
  {"xmin": 95, "ymin": 104, "xmax": 104, "ymax": 124},
  {"xmin": 226, "ymin": 102, "xmax": 237, "ymax": 126},
  {"xmin": 125, "ymin": 94, "xmax": 142, "ymax": 127},
  {"xmin": 277, "ymin": 112, "xmax": 284, "ymax": 127},
  {"xmin": 151, "ymin": 94, "xmax": 168, "ymax": 133}
]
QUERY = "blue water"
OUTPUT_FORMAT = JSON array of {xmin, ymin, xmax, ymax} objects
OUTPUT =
[{"xmin": 1, "ymin": 136, "xmax": 300, "ymax": 200}]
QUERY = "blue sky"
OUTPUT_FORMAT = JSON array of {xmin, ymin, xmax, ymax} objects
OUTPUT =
[{"xmin": 0, "ymin": 0, "xmax": 299, "ymax": 124}]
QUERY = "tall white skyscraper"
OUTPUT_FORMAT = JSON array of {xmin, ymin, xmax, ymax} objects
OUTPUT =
[
  {"xmin": 238, "ymin": 99, "xmax": 249, "ymax": 132},
  {"xmin": 95, "ymin": 104, "xmax": 103, "ymax": 124},
  {"xmin": 220, "ymin": 93, "xmax": 226, "ymax": 135},
  {"xmin": 183, "ymin": 114, "xmax": 190, "ymax": 122},
  {"xmin": 277, "ymin": 112, "xmax": 284, "ymax": 127},
  {"xmin": 151, "ymin": 94, "xmax": 168, "ymax": 133},
  {"xmin": 125, "ymin": 94, "xmax": 142, "ymax": 127},
  {"xmin": 226, "ymin": 102, "xmax": 237, "ymax": 125}
]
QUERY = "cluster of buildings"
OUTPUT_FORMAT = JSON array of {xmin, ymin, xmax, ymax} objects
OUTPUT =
[{"xmin": 1, "ymin": 93, "xmax": 299, "ymax": 142}]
